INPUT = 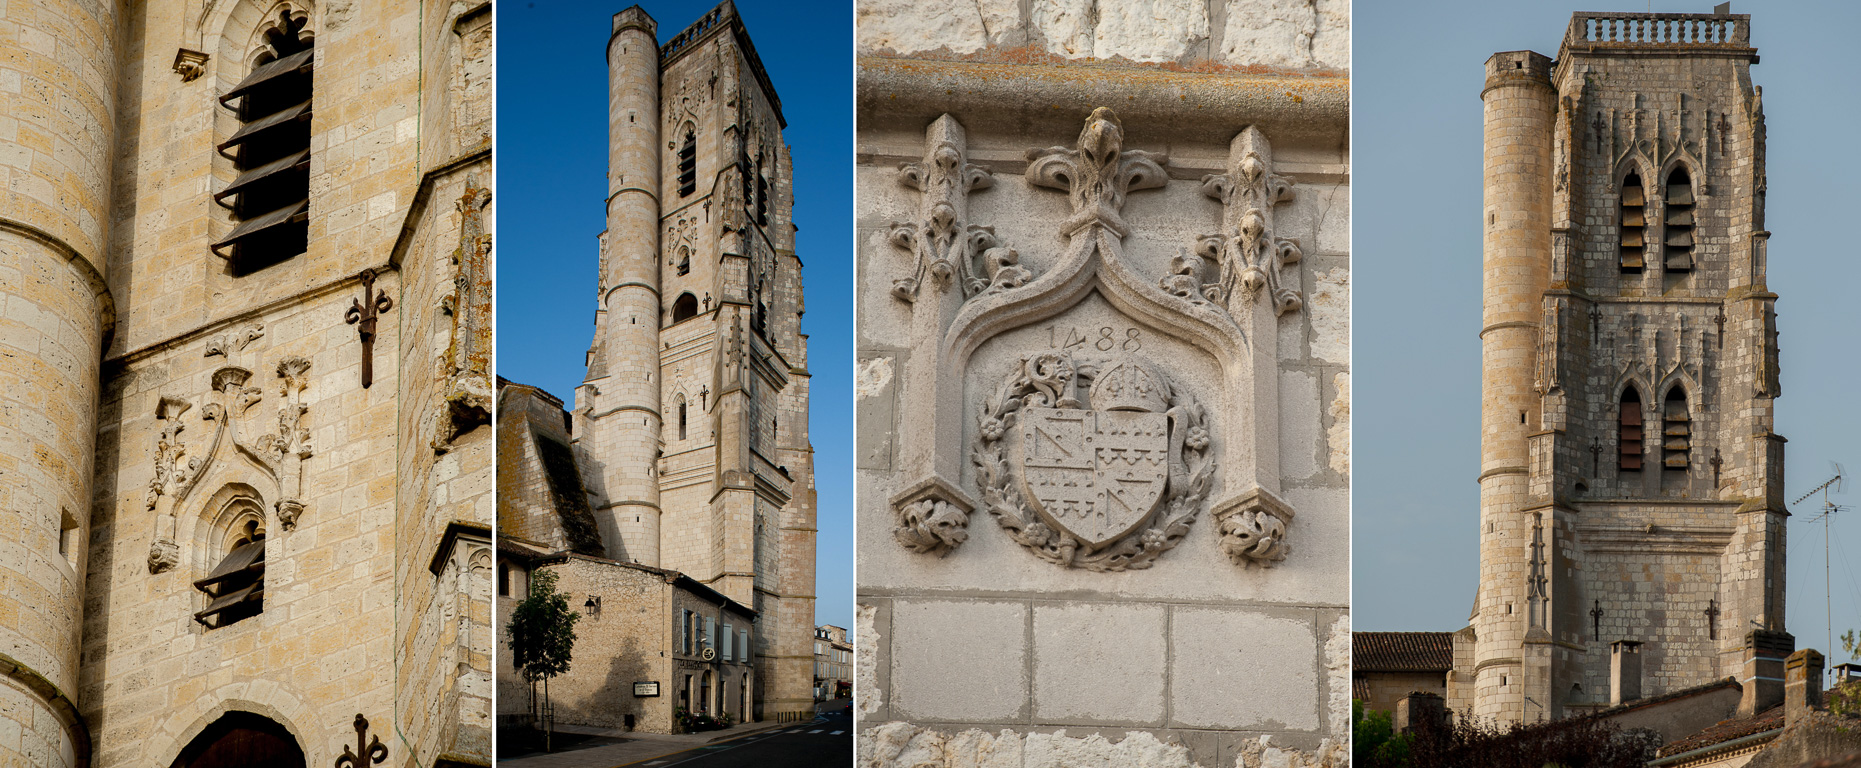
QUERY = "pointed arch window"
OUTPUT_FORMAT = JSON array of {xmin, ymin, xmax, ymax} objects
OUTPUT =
[
  {"xmin": 1619, "ymin": 388, "xmax": 1644, "ymax": 471},
  {"xmin": 678, "ymin": 129, "xmax": 697, "ymax": 197},
  {"xmin": 1619, "ymin": 171, "xmax": 1646, "ymax": 272},
  {"xmin": 213, "ymin": 11, "xmax": 314, "ymax": 271},
  {"xmin": 1664, "ymin": 168, "xmax": 1695, "ymax": 272},
  {"xmin": 677, "ymin": 245, "xmax": 691, "ymax": 276},
  {"xmin": 1662, "ymin": 388, "xmax": 1691, "ymax": 469},
  {"xmin": 677, "ymin": 396, "xmax": 688, "ymax": 440},
  {"xmin": 194, "ymin": 519, "xmax": 266, "ymax": 628}
]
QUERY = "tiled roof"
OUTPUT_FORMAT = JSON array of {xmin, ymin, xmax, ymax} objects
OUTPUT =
[
  {"xmin": 1656, "ymin": 704, "xmax": 1782, "ymax": 757},
  {"xmin": 1353, "ymin": 632, "xmax": 1455, "ymax": 673}
]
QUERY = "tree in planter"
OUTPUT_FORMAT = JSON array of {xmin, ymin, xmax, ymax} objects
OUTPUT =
[{"xmin": 506, "ymin": 568, "xmax": 579, "ymax": 752}]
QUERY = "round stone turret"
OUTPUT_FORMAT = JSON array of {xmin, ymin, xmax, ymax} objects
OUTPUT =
[{"xmin": 0, "ymin": 1, "xmax": 120, "ymax": 764}]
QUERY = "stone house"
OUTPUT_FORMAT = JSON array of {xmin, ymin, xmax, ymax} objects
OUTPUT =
[
  {"xmin": 0, "ymin": 0, "xmax": 493, "ymax": 766},
  {"xmin": 815, "ymin": 624, "xmax": 851, "ymax": 700},
  {"xmin": 494, "ymin": 534, "xmax": 757, "ymax": 734},
  {"xmin": 1353, "ymin": 632, "xmax": 1454, "ymax": 716}
]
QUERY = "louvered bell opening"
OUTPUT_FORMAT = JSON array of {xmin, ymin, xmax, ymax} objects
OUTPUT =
[
  {"xmin": 678, "ymin": 135, "xmax": 697, "ymax": 197},
  {"xmin": 1666, "ymin": 231, "xmax": 1694, "ymax": 247},
  {"xmin": 1666, "ymin": 184, "xmax": 1694, "ymax": 205},
  {"xmin": 219, "ymin": 27, "xmax": 313, "ymax": 272},
  {"xmin": 1622, "ymin": 209, "xmax": 1646, "ymax": 227},
  {"xmin": 193, "ymin": 539, "xmax": 266, "ymax": 628},
  {"xmin": 1621, "ymin": 175, "xmax": 1646, "ymax": 273},
  {"xmin": 1619, "ymin": 400, "xmax": 1643, "ymax": 470},
  {"xmin": 1665, "ymin": 209, "xmax": 1694, "ymax": 226},
  {"xmin": 1622, "ymin": 186, "xmax": 1645, "ymax": 207},
  {"xmin": 219, "ymin": 48, "xmax": 314, "ymax": 106}
]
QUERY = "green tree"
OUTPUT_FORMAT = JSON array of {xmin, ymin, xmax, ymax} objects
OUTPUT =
[{"xmin": 506, "ymin": 568, "xmax": 580, "ymax": 751}]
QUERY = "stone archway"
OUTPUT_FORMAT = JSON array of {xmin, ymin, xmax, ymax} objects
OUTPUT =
[{"xmin": 170, "ymin": 711, "xmax": 305, "ymax": 768}]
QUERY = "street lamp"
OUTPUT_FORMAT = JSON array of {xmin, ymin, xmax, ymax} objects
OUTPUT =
[{"xmin": 585, "ymin": 595, "xmax": 601, "ymax": 616}]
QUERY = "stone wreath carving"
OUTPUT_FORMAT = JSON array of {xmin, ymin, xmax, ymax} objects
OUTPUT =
[{"xmin": 968, "ymin": 352, "xmax": 1215, "ymax": 571}]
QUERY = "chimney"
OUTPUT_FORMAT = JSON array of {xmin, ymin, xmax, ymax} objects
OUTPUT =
[
  {"xmin": 1395, "ymin": 692, "xmax": 1446, "ymax": 734},
  {"xmin": 1784, "ymin": 649, "xmax": 1824, "ymax": 727},
  {"xmin": 1740, "ymin": 629, "xmax": 1795, "ymax": 716},
  {"xmin": 1611, "ymin": 641, "xmax": 1644, "ymax": 705}
]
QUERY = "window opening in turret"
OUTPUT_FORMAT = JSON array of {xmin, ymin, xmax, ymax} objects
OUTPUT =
[
  {"xmin": 1664, "ymin": 168, "xmax": 1695, "ymax": 272},
  {"xmin": 1619, "ymin": 172, "xmax": 1646, "ymax": 272},
  {"xmin": 1618, "ymin": 388, "xmax": 1644, "ymax": 471},
  {"xmin": 677, "ymin": 245, "xmax": 691, "ymax": 276},
  {"xmin": 213, "ymin": 11, "xmax": 314, "ymax": 273},
  {"xmin": 678, "ymin": 129, "xmax": 697, "ymax": 197},
  {"xmin": 678, "ymin": 397, "xmax": 688, "ymax": 440},
  {"xmin": 194, "ymin": 520, "xmax": 266, "ymax": 628},
  {"xmin": 1662, "ymin": 388, "xmax": 1691, "ymax": 470},
  {"xmin": 671, "ymin": 292, "xmax": 698, "ymax": 323}
]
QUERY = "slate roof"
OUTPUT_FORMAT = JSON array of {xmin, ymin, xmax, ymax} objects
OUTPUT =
[{"xmin": 1353, "ymin": 632, "xmax": 1455, "ymax": 673}]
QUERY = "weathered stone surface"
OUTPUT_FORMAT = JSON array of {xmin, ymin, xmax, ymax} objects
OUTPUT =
[
  {"xmin": 1170, "ymin": 609, "xmax": 1317, "ymax": 730},
  {"xmin": 857, "ymin": 722, "xmax": 1348, "ymax": 768},
  {"xmin": 857, "ymin": 0, "xmax": 1021, "ymax": 55},
  {"xmin": 1221, "ymin": 0, "xmax": 1317, "ymax": 69},
  {"xmin": 857, "ymin": 602, "xmax": 885, "ymax": 715},
  {"xmin": 893, "ymin": 601, "xmax": 1028, "ymax": 721},
  {"xmin": 1033, "ymin": 603, "xmax": 1167, "ymax": 723},
  {"xmin": 1031, "ymin": 0, "xmax": 1210, "ymax": 63}
]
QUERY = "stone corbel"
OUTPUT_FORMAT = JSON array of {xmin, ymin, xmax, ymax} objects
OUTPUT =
[
  {"xmin": 889, "ymin": 476, "xmax": 976, "ymax": 558},
  {"xmin": 1211, "ymin": 485, "xmax": 1294, "ymax": 566},
  {"xmin": 1025, "ymin": 107, "xmax": 1168, "ymax": 244},
  {"xmin": 1191, "ymin": 126, "xmax": 1302, "ymax": 316},
  {"xmin": 172, "ymin": 49, "xmax": 209, "ymax": 82}
]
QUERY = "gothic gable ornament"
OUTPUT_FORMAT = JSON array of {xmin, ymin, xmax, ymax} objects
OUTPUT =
[{"xmin": 886, "ymin": 108, "xmax": 1299, "ymax": 570}]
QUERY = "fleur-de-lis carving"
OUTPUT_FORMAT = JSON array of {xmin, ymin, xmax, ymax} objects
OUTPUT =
[
  {"xmin": 1025, "ymin": 107, "xmax": 1168, "ymax": 240},
  {"xmin": 1194, "ymin": 126, "xmax": 1302, "ymax": 316}
]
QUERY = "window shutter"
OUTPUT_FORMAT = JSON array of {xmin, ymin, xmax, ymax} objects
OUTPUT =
[
  {"xmin": 705, "ymin": 616, "xmax": 716, "ymax": 651},
  {"xmin": 740, "ymin": 630, "xmax": 750, "ymax": 661},
  {"xmin": 679, "ymin": 610, "xmax": 688, "ymax": 653},
  {"xmin": 722, "ymin": 624, "xmax": 734, "ymax": 661}
]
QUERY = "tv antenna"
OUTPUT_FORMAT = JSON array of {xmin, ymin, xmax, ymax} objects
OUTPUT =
[{"xmin": 1792, "ymin": 462, "xmax": 1847, "ymax": 684}]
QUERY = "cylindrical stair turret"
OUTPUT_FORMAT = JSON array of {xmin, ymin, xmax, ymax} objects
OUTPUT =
[{"xmin": 1474, "ymin": 49, "xmax": 1556, "ymax": 726}]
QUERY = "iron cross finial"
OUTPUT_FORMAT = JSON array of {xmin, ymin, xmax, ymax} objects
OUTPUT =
[
  {"xmin": 1705, "ymin": 599, "xmax": 1721, "ymax": 640},
  {"xmin": 334, "ymin": 713, "xmax": 388, "ymax": 768},
  {"xmin": 345, "ymin": 269, "xmax": 394, "ymax": 388},
  {"xmin": 1590, "ymin": 599, "xmax": 1605, "ymax": 642}
]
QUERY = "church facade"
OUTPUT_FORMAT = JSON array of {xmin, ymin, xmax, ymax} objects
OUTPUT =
[
  {"xmin": 0, "ymin": 0, "xmax": 494, "ymax": 767},
  {"xmin": 1460, "ymin": 9, "xmax": 1791, "ymax": 725},
  {"xmin": 495, "ymin": 0, "xmax": 817, "ymax": 730}
]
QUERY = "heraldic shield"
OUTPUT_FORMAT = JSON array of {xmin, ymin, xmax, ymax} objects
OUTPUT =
[{"xmin": 1014, "ymin": 357, "xmax": 1176, "ymax": 550}]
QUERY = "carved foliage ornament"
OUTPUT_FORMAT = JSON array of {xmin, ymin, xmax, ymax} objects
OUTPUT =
[
  {"xmin": 966, "ymin": 352, "xmax": 1215, "ymax": 571},
  {"xmin": 1187, "ymin": 126, "xmax": 1302, "ymax": 316},
  {"xmin": 888, "ymin": 115, "xmax": 1031, "ymax": 303}
]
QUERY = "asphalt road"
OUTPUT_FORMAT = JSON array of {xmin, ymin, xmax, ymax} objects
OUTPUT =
[{"xmin": 631, "ymin": 708, "xmax": 852, "ymax": 767}]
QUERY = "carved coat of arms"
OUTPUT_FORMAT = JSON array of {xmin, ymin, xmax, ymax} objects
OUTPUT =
[{"xmin": 971, "ymin": 351, "xmax": 1215, "ymax": 571}]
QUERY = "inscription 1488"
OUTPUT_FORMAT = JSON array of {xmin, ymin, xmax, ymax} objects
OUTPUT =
[{"xmin": 1047, "ymin": 325, "xmax": 1142, "ymax": 352}]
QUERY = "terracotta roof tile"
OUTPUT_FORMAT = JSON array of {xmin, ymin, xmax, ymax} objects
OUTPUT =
[
  {"xmin": 1354, "ymin": 632, "xmax": 1455, "ymax": 673},
  {"xmin": 1656, "ymin": 704, "xmax": 1782, "ymax": 757}
]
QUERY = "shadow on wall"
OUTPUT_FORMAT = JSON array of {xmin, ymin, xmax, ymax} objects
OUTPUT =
[{"xmin": 581, "ymin": 636, "xmax": 651, "ymax": 728}]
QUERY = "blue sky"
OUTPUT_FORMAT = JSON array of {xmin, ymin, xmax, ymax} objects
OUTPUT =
[
  {"xmin": 496, "ymin": 0, "xmax": 855, "ymax": 633},
  {"xmin": 1355, "ymin": 0, "xmax": 1861, "ymax": 668}
]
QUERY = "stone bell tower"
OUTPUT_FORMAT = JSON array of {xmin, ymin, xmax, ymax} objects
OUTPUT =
[
  {"xmin": 577, "ymin": 1, "xmax": 816, "ymax": 723},
  {"xmin": 1462, "ymin": 10, "xmax": 1789, "ymax": 725}
]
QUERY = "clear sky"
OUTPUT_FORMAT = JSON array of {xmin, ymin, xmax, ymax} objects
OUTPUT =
[
  {"xmin": 496, "ymin": 0, "xmax": 855, "ymax": 634},
  {"xmin": 1354, "ymin": 0, "xmax": 1861, "ymax": 667}
]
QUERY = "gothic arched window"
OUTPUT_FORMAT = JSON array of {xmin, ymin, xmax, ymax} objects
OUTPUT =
[
  {"xmin": 194, "ymin": 518, "xmax": 266, "ymax": 629},
  {"xmin": 1664, "ymin": 167, "xmax": 1695, "ymax": 272},
  {"xmin": 671, "ymin": 292, "xmax": 698, "ymax": 323},
  {"xmin": 678, "ymin": 129, "xmax": 697, "ymax": 197},
  {"xmin": 677, "ymin": 245, "xmax": 691, "ymax": 276},
  {"xmin": 1618, "ymin": 387, "xmax": 1644, "ymax": 471},
  {"xmin": 1619, "ymin": 171, "xmax": 1646, "ymax": 272},
  {"xmin": 1662, "ymin": 387, "xmax": 1691, "ymax": 470},
  {"xmin": 212, "ymin": 10, "xmax": 314, "ymax": 272}
]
